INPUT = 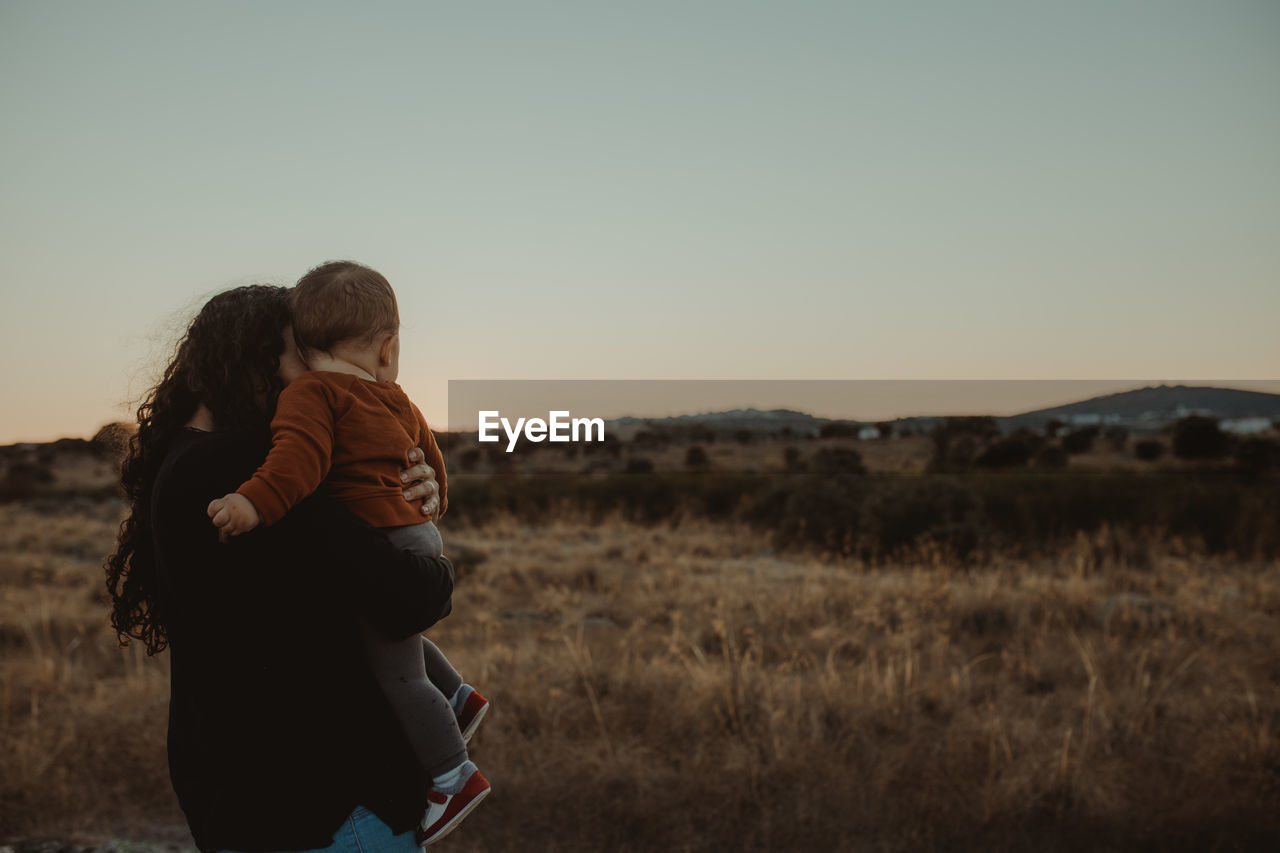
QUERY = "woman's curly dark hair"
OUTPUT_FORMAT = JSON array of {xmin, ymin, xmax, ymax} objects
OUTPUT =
[{"xmin": 106, "ymin": 284, "xmax": 292, "ymax": 654}]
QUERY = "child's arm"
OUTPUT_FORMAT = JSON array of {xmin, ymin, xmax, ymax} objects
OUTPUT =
[
  {"xmin": 206, "ymin": 377, "xmax": 339, "ymax": 536},
  {"xmin": 207, "ymin": 493, "xmax": 261, "ymax": 536},
  {"xmin": 411, "ymin": 403, "xmax": 448, "ymax": 520}
]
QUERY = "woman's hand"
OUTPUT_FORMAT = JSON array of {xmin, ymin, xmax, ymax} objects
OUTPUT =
[{"xmin": 400, "ymin": 447, "xmax": 441, "ymax": 521}]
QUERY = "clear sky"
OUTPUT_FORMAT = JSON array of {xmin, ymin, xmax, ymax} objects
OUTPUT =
[{"xmin": 1, "ymin": 1, "xmax": 1277, "ymax": 442}]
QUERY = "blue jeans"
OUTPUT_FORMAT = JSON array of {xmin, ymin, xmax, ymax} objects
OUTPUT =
[{"xmin": 221, "ymin": 806, "xmax": 421, "ymax": 853}]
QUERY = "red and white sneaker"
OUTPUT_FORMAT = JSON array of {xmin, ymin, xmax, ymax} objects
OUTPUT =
[
  {"xmin": 456, "ymin": 688, "xmax": 489, "ymax": 747},
  {"xmin": 417, "ymin": 765, "xmax": 490, "ymax": 848}
]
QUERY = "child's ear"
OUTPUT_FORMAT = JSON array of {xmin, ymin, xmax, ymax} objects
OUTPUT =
[{"xmin": 378, "ymin": 333, "xmax": 397, "ymax": 367}]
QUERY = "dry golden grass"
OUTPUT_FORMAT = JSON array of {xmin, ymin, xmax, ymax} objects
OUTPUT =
[{"xmin": 2, "ymin": 500, "xmax": 1278, "ymax": 851}]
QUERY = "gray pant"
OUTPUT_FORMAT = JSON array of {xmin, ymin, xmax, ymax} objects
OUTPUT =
[{"xmin": 362, "ymin": 521, "xmax": 466, "ymax": 778}]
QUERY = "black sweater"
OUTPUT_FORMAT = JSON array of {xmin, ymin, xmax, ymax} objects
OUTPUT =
[{"xmin": 151, "ymin": 428, "xmax": 455, "ymax": 852}]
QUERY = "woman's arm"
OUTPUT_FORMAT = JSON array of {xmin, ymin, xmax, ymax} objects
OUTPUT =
[
  {"xmin": 275, "ymin": 497, "xmax": 454, "ymax": 638},
  {"xmin": 156, "ymin": 432, "xmax": 452, "ymax": 643}
]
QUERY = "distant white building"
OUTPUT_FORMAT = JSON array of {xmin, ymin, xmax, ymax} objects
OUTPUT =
[
  {"xmin": 1221, "ymin": 417, "xmax": 1275, "ymax": 435},
  {"xmin": 858, "ymin": 426, "xmax": 881, "ymax": 440}
]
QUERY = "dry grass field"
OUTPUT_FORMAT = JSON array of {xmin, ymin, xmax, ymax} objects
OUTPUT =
[{"xmin": 3, "ymin": 494, "xmax": 1279, "ymax": 851}]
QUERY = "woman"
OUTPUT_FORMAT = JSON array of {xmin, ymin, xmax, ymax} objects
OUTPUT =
[{"xmin": 106, "ymin": 284, "xmax": 453, "ymax": 853}]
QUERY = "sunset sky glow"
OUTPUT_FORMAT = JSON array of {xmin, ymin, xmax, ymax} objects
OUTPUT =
[{"xmin": 2, "ymin": 1, "xmax": 1277, "ymax": 443}]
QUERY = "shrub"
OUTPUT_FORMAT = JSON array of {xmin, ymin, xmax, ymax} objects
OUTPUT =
[
  {"xmin": 756, "ymin": 473, "xmax": 865, "ymax": 555},
  {"xmin": 929, "ymin": 417, "xmax": 1000, "ymax": 471},
  {"xmin": 811, "ymin": 447, "xmax": 866, "ymax": 476},
  {"xmin": 485, "ymin": 446, "xmax": 514, "ymax": 474},
  {"xmin": 1172, "ymin": 416, "xmax": 1230, "ymax": 460},
  {"xmin": 1233, "ymin": 436, "xmax": 1280, "ymax": 474},
  {"xmin": 446, "ymin": 469, "xmax": 1280, "ymax": 560},
  {"xmin": 631, "ymin": 430, "xmax": 666, "ymax": 450},
  {"xmin": 782, "ymin": 446, "xmax": 804, "ymax": 472},
  {"xmin": 819, "ymin": 421, "xmax": 859, "ymax": 439},
  {"xmin": 1061, "ymin": 427, "xmax": 1099, "ymax": 454},
  {"xmin": 1104, "ymin": 425, "xmax": 1129, "ymax": 451},
  {"xmin": 974, "ymin": 430, "xmax": 1043, "ymax": 469},
  {"xmin": 0, "ymin": 461, "xmax": 55, "ymax": 502},
  {"xmin": 625, "ymin": 457, "xmax": 655, "ymax": 474},
  {"xmin": 1134, "ymin": 440, "xmax": 1165, "ymax": 462},
  {"xmin": 684, "ymin": 446, "xmax": 710, "ymax": 471},
  {"xmin": 855, "ymin": 478, "xmax": 985, "ymax": 562},
  {"xmin": 458, "ymin": 448, "xmax": 482, "ymax": 472},
  {"xmin": 90, "ymin": 422, "xmax": 134, "ymax": 460},
  {"xmin": 1034, "ymin": 445, "xmax": 1068, "ymax": 469}
]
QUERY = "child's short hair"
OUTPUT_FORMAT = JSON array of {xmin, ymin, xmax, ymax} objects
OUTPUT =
[{"xmin": 291, "ymin": 261, "xmax": 400, "ymax": 354}]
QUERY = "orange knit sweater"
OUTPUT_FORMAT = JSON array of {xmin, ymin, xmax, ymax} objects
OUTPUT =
[{"xmin": 237, "ymin": 371, "xmax": 448, "ymax": 529}]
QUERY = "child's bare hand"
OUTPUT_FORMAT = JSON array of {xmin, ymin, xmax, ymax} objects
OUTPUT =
[{"xmin": 207, "ymin": 493, "xmax": 261, "ymax": 539}]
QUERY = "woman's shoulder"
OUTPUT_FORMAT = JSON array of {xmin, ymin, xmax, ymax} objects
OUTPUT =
[{"xmin": 154, "ymin": 429, "xmax": 267, "ymax": 505}]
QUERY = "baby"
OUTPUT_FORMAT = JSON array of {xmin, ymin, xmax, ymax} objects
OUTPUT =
[{"xmin": 207, "ymin": 260, "xmax": 489, "ymax": 846}]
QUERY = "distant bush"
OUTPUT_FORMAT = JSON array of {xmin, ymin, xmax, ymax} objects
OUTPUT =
[
  {"xmin": 485, "ymin": 446, "xmax": 514, "ymax": 474},
  {"xmin": 733, "ymin": 429, "xmax": 753, "ymax": 446},
  {"xmin": 458, "ymin": 448, "xmax": 482, "ymax": 472},
  {"xmin": 90, "ymin": 422, "xmax": 134, "ymax": 460},
  {"xmin": 631, "ymin": 430, "xmax": 667, "ymax": 450},
  {"xmin": 1104, "ymin": 425, "xmax": 1130, "ymax": 451},
  {"xmin": 0, "ymin": 461, "xmax": 54, "ymax": 502},
  {"xmin": 782, "ymin": 446, "xmax": 804, "ymax": 472},
  {"xmin": 582, "ymin": 437, "xmax": 623, "ymax": 459},
  {"xmin": 929, "ymin": 417, "xmax": 1000, "ymax": 471},
  {"xmin": 757, "ymin": 474, "xmax": 985, "ymax": 562},
  {"xmin": 447, "ymin": 469, "xmax": 1280, "ymax": 560},
  {"xmin": 819, "ymin": 421, "xmax": 860, "ymax": 439},
  {"xmin": 753, "ymin": 473, "xmax": 864, "ymax": 555},
  {"xmin": 1034, "ymin": 445, "xmax": 1068, "ymax": 470},
  {"xmin": 811, "ymin": 447, "xmax": 866, "ymax": 476},
  {"xmin": 1134, "ymin": 440, "xmax": 1165, "ymax": 462},
  {"xmin": 1062, "ymin": 427, "xmax": 1099, "ymax": 454},
  {"xmin": 684, "ymin": 445, "xmax": 710, "ymax": 471},
  {"xmin": 856, "ymin": 478, "xmax": 985, "ymax": 562},
  {"xmin": 1172, "ymin": 416, "xmax": 1231, "ymax": 460},
  {"xmin": 686, "ymin": 425, "xmax": 716, "ymax": 444},
  {"xmin": 625, "ymin": 457, "xmax": 655, "ymax": 474},
  {"xmin": 1233, "ymin": 436, "xmax": 1280, "ymax": 474},
  {"xmin": 974, "ymin": 430, "xmax": 1043, "ymax": 469}
]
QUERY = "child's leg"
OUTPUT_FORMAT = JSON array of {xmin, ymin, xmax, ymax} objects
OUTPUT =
[
  {"xmin": 384, "ymin": 521, "xmax": 444, "ymax": 560},
  {"xmin": 381, "ymin": 523, "xmax": 465, "ymax": 699},
  {"xmin": 420, "ymin": 636, "xmax": 464, "ymax": 700},
  {"xmin": 361, "ymin": 622, "xmax": 467, "ymax": 779}
]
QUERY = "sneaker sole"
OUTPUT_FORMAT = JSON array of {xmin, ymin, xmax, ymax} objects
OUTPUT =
[
  {"xmin": 420, "ymin": 785, "xmax": 490, "ymax": 848},
  {"xmin": 460, "ymin": 702, "xmax": 488, "ymax": 746}
]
